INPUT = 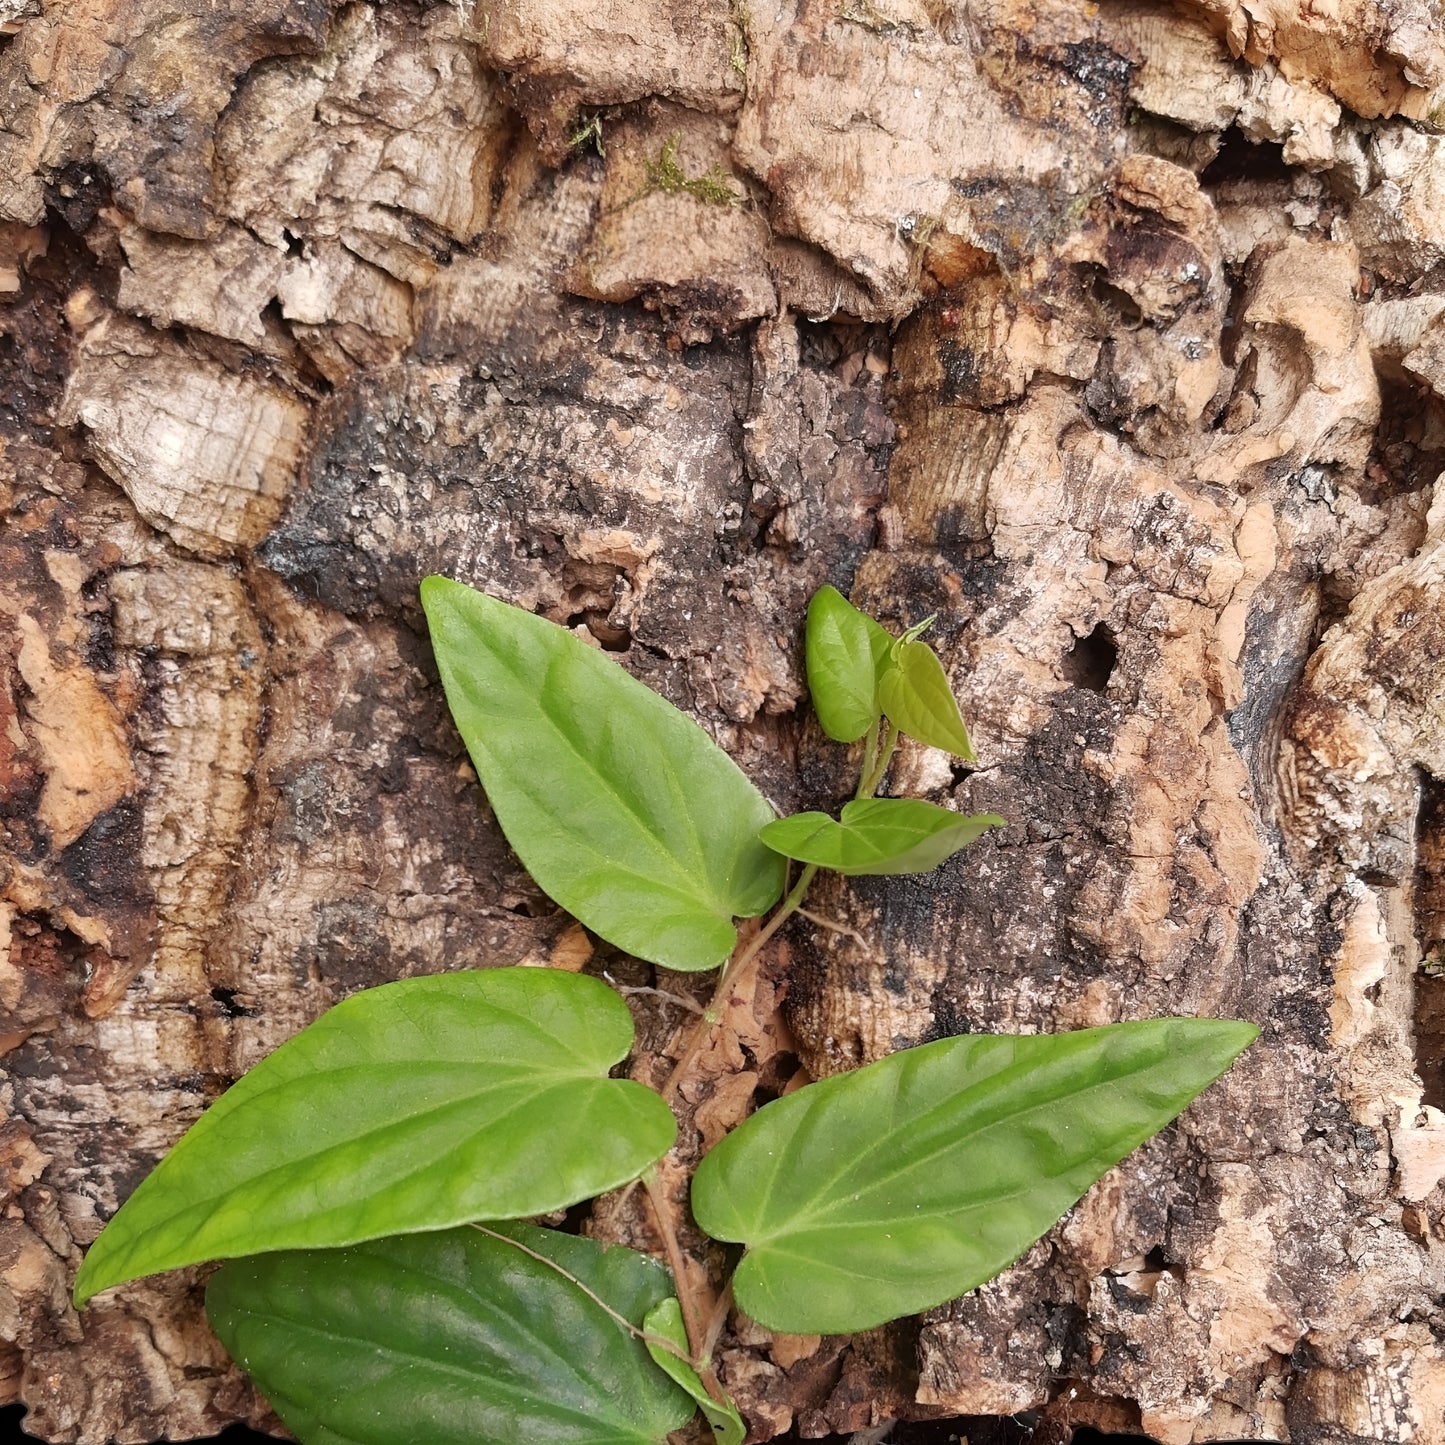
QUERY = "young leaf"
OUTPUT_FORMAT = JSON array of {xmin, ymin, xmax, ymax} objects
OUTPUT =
[
  {"xmin": 759, "ymin": 798, "xmax": 1003, "ymax": 876},
  {"xmin": 74, "ymin": 968, "xmax": 674, "ymax": 1307},
  {"xmin": 805, "ymin": 586, "xmax": 895, "ymax": 743},
  {"xmin": 642, "ymin": 1299, "xmax": 746, "ymax": 1445},
  {"xmin": 421, "ymin": 577, "xmax": 785, "ymax": 972},
  {"xmin": 897, "ymin": 615, "xmax": 936, "ymax": 646},
  {"xmin": 691, "ymin": 1018, "xmax": 1259, "ymax": 1334},
  {"xmin": 207, "ymin": 1224, "xmax": 696, "ymax": 1445},
  {"xmin": 877, "ymin": 639, "xmax": 976, "ymax": 760}
]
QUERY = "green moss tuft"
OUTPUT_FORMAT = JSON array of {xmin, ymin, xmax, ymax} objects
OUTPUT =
[{"xmin": 643, "ymin": 134, "xmax": 740, "ymax": 206}]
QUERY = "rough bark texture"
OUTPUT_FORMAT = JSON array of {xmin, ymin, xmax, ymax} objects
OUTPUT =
[{"xmin": 1, "ymin": 0, "xmax": 1445, "ymax": 1440}]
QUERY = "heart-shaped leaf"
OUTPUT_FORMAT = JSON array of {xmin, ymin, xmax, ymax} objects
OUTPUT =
[
  {"xmin": 642, "ymin": 1299, "xmax": 746, "ymax": 1445},
  {"xmin": 74, "ymin": 968, "xmax": 674, "ymax": 1306},
  {"xmin": 805, "ymin": 586, "xmax": 895, "ymax": 743},
  {"xmin": 878, "ymin": 639, "xmax": 976, "ymax": 760},
  {"xmin": 206, "ymin": 1224, "xmax": 696, "ymax": 1445},
  {"xmin": 759, "ymin": 798, "xmax": 1003, "ymax": 876},
  {"xmin": 422, "ymin": 578, "xmax": 785, "ymax": 972},
  {"xmin": 691, "ymin": 1018, "xmax": 1258, "ymax": 1334}
]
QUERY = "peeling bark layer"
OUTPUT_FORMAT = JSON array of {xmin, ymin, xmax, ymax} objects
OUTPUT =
[{"xmin": 1, "ymin": 0, "xmax": 1445, "ymax": 1440}]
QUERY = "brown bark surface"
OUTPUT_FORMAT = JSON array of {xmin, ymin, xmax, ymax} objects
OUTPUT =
[{"xmin": 1, "ymin": 0, "xmax": 1444, "ymax": 1439}]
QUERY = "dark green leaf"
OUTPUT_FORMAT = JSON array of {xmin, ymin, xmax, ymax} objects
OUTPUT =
[
  {"xmin": 691, "ymin": 1019, "xmax": 1259, "ymax": 1334},
  {"xmin": 878, "ymin": 640, "xmax": 976, "ymax": 760},
  {"xmin": 759, "ymin": 799, "xmax": 1003, "ymax": 876},
  {"xmin": 642, "ymin": 1299, "xmax": 746, "ymax": 1445},
  {"xmin": 804, "ymin": 586, "xmax": 895, "ymax": 743},
  {"xmin": 74, "ymin": 968, "xmax": 674, "ymax": 1306},
  {"xmin": 206, "ymin": 1224, "xmax": 696, "ymax": 1445},
  {"xmin": 421, "ymin": 577, "xmax": 785, "ymax": 972}
]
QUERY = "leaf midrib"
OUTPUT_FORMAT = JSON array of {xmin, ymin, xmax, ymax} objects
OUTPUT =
[
  {"xmin": 193, "ymin": 1054, "xmax": 603, "ymax": 1146},
  {"xmin": 738, "ymin": 1042, "xmax": 1178, "ymax": 1240},
  {"xmin": 102, "ymin": 1076, "xmax": 627, "ymax": 1261},
  {"xmin": 538, "ymin": 655, "xmax": 711, "ymax": 878},
  {"xmin": 479, "ymin": 630, "xmax": 726, "ymax": 911},
  {"xmin": 224, "ymin": 1301, "xmax": 655, "ymax": 1439},
  {"xmin": 747, "ymin": 1156, "xmax": 1102, "ymax": 1243}
]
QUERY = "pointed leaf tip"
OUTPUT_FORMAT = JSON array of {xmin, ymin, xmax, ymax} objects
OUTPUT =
[
  {"xmin": 74, "ymin": 968, "xmax": 675, "ymax": 1306},
  {"xmin": 805, "ymin": 586, "xmax": 895, "ymax": 744},
  {"xmin": 878, "ymin": 639, "xmax": 976, "ymax": 760},
  {"xmin": 692, "ymin": 1017, "xmax": 1258, "ymax": 1334},
  {"xmin": 421, "ymin": 580, "xmax": 785, "ymax": 972}
]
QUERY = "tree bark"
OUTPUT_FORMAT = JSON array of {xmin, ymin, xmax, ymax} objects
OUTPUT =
[{"xmin": 2, "ymin": 0, "xmax": 1445, "ymax": 1440}]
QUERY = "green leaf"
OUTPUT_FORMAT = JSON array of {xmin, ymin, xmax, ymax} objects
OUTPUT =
[
  {"xmin": 898, "ymin": 615, "xmax": 935, "ymax": 646},
  {"xmin": 759, "ymin": 798, "xmax": 1003, "ymax": 876},
  {"xmin": 206, "ymin": 1223, "xmax": 696, "ymax": 1445},
  {"xmin": 74, "ymin": 968, "xmax": 674, "ymax": 1307},
  {"xmin": 642, "ymin": 1299, "xmax": 746, "ymax": 1445},
  {"xmin": 691, "ymin": 1018, "xmax": 1259, "ymax": 1334},
  {"xmin": 804, "ymin": 586, "xmax": 895, "ymax": 743},
  {"xmin": 421, "ymin": 577, "xmax": 785, "ymax": 972},
  {"xmin": 878, "ymin": 639, "xmax": 976, "ymax": 760}
]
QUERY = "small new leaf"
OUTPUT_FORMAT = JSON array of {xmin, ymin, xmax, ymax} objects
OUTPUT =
[
  {"xmin": 642, "ymin": 1299, "xmax": 747, "ymax": 1445},
  {"xmin": 691, "ymin": 1018, "xmax": 1258, "ymax": 1335},
  {"xmin": 74, "ymin": 969, "xmax": 675, "ymax": 1306},
  {"xmin": 805, "ymin": 586, "xmax": 895, "ymax": 743},
  {"xmin": 207, "ymin": 1224, "xmax": 696, "ymax": 1445},
  {"xmin": 422, "ymin": 578, "xmax": 785, "ymax": 972},
  {"xmin": 760, "ymin": 798, "xmax": 1002, "ymax": 876},
  {"xmin": 878, "ymin": 639, "xmax": 976, "ymax": 760}
]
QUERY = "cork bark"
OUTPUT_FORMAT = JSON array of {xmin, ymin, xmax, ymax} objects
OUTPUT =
[{"xmin": 1, "ymin": 0, "xmax": 1444, "ymax": 1439}]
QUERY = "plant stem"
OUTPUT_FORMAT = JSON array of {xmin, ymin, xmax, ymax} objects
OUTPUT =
[
  {"xmin": 467, "ymin": 1224, "xmax": 686, "ymax": 1359},
  {"xmin": 662, "ymin": 713, "xmax": 897, "ymax": 1107},
  {"xmin": 645, "ymin": 714, "xmax": 898, "ymax": 1396},
  {"xmin": 643, "ymin": 1170, "xmax": 728, "ymax": 1404},
  {"xmin": 855, "ymin": 719, "xmax": 880, "ymax": 800},
  {"xmin": 700, "ymin": 1277, "xmax": 735, "ymax": 1366},
  {"xmin": 662, "ymin": 862, "xmax": 818, "ymax": 1104},
  {"xmin": 642, "ymin": 1170, "xmax": 709, "ymax": 1358},
  {"xmin": 858, "ymin": 720, "xmax": 899, "ymax": 800}
]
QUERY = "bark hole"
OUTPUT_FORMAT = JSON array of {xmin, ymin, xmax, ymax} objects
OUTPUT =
[
  {"xmin": 1367, "ymin": 373, "xmax": 1445, "ymax": 501},
  {"xmin": 44, "ymin": 164, "xmax": 111, "ymax": 236},
  {"xmin": 1416, "ymin": 975, "xmax": 1445, "ymax": 1111},
  {"xmin": 1086, "ymin": 271, "xmax": 1143, "ymax": 330},
  {"xmin": 559, "ymin": 561, "xmax": 634, "ymax": 650},
  {"xmin": 1415, "ymin": 772, "xmax": 1445, "ymax": 1109},
  {"xmin": 1062, "ymin": 623, "xmax": 1118, "ymax": 693},
  {"xmin": 1198, "ymin": 129, "xmax": 1290, "ymax": 186},
  {"xmin": 209, "ymin": 987, "xmax": 259, "ymax": 1019},
  {"xmin": 579, "ymin": 612, "xmax": 632, "ymax": 650}
]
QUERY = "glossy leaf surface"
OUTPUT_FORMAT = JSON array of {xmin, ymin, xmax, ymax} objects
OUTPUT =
[
  {"xmin": 207, "ymin": 1224, "xmax": 695, "ymax": 1445},
  {"xmin": 759, "ymin": 798, "xmax": 1003, "ymax": 876},
  {"xmin": 75, "ymin": 968, "xmax": 674, "ymax": 1305},
  {"xmin": 691, "ymin": 1018, "xmax": 1258, "ymax": 1334},
  {"xmin": 805, "ymin": 586, "xmax": 894, "ymax": 743},
  {"xmin": 643, "ymin": 1299, "xmax": 746, "ymax": 1445},
  {"xmin": 878, "ymin": 639, "xmax": 976, "ymax": 760},
  {"xmin": 422, "ymin": 577, "xmax": 785, "ymax": 971}
]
